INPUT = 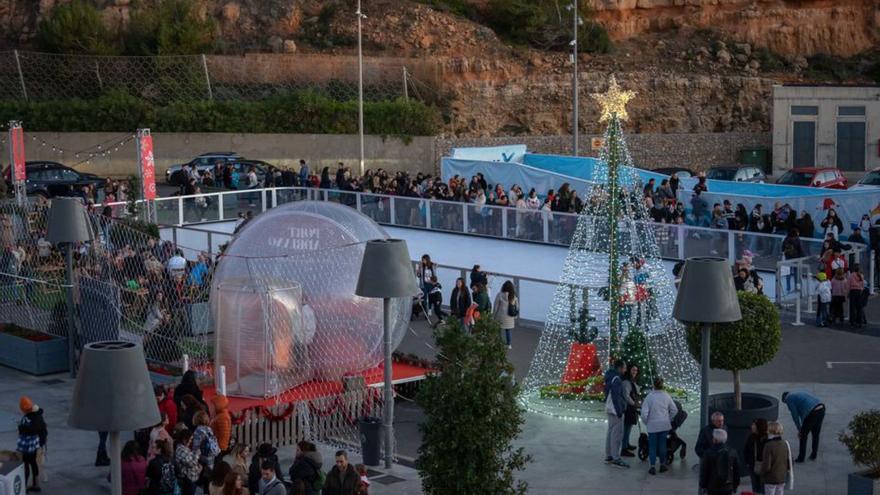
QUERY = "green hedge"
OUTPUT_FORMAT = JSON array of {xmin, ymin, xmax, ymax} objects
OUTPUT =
[{"xmin": 0, "ymin": 90, "xmax": 439, "ymax": 137}]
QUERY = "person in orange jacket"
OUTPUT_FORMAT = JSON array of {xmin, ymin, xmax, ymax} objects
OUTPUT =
[{"xmin": 211, "ymin": 395, "xmax": 232, "ymax": 451}]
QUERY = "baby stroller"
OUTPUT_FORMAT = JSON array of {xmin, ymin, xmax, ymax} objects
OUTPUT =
[{"xmin": 637, "ymin": 399, "xmax": 688, "ymax": 464}]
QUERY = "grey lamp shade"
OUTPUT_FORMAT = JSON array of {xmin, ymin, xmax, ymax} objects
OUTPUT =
[
  {"xmin": 68, "ymin": 341, "xmax": 160, "ymax": 431},
  {"xmin": 355, "ymin": 239, "xmax": 419, "ymax": 298},
  {"xmin": 673, "ymin": 257, "xmax": 742, "ymax": 323},
  {"xmin": 46, "ymin": 197, "xmax": 95, "ymax": 244}
]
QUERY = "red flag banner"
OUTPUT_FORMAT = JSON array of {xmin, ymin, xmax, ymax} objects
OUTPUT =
[
  {"xmin": 139, "ymin": 133, "xmax": 156, "ymax": 200},
  {"xmin": 10, "ymin": 127, "xmax": 25, "ymax": 182}
]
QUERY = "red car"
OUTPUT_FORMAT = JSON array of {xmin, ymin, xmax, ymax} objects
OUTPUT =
[{"xmin": 775, "ymin": 167, "xmax": 849, "ymax": 189}]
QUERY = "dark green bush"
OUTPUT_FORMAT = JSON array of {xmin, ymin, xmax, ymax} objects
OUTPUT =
[
  {"xmin": 0, "ymin": 90, "xmax": 439, "ymax": 137},
  {"xmin": 36, "ymin": 0, "xmax": 120, "ymax": 55},
  {"xmin": 125, "ymin": 0, "xmax": 215, "ymax": 55},
  {"xmin": 840, "ymin": 410, "xmax": 880, "ymax": 477}
]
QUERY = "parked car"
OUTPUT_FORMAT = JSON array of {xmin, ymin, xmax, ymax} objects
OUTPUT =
[
  {"xmin": 775, "ymin": 167, "xmax": 848, "ymax": 189},
  {"xmin": 165, "ymin": 152, "xmax": 241, "ymax": 185},
  {"xmin": 228, "ymin": 159, "xmax": 271, "ymax": 188},
  {"xmin": 849, "ymin": 168, "xmax": 880, "ymax": 190},
  {"xmin": 3, "ymin": 160, "xmax": 107, "ymax": 198},
  {"xmin": 706, "ymin": 165, "xmax": 766, "ymax": 183},
  {"xmin": 651, "ymin": 167, "xmax": 694, "ymax": 178}
]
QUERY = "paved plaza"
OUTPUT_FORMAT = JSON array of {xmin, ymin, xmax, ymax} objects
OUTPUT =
[{"xmin": 1, "ymin": 301, "xmax": 878, "ymax": 494}]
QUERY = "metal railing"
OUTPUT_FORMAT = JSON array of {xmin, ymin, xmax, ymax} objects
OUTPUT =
[{"xmin": 113, "ymin": 185, "xmax": 874, "ymax": 280}]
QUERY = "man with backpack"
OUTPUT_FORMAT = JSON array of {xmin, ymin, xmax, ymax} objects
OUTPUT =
[{"xmin": 699, "ymin": 429, "xmax": 740, "ymax": 495}]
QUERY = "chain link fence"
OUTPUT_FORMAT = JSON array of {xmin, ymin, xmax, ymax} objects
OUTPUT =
[
  {"xmin": 0, "ymin": 51, "xmax": 435, "ymax": 104},
  {"xmin": 0, "ymin": 199, "xmax": 212, "ymax": 376}
]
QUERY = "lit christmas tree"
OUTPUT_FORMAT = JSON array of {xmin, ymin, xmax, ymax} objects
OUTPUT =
[{"xmin": 520, "ymin": 77, "xmax": 699, "ymax": 420}]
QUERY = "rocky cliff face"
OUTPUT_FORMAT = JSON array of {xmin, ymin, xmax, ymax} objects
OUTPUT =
[
  {"xmin": 0, "ymin": 0, "xmax": 876, "ymax": 139},
  {"xmin": 592, "ymin": 0, "xmax": 879, "ymax": 57}
]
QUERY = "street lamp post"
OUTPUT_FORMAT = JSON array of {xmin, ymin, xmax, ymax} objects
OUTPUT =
[
  {"xmin": 46, "ymin": 198, "xmax": 95, "ymax": 378},
  {"xmin": 357, "ymin": 0, "xmax": 366, "ymax": 176},
  {"xmin": 356, "ymin": 239, "xmax": 419, "ymax": 469},
  {"xmin": 69, "ymin": 341, "xmax": 160, "ymax": 495},
  {"xmin": 672, "ymin": 257, "xmax": 742, "ymax": 429}
]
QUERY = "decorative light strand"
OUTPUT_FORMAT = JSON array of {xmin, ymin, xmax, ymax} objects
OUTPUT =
[{"xmin": 519, "ymin": 78, "xmax": 700, "ymax": 421}]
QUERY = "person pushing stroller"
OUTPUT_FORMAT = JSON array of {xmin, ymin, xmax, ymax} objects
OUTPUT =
[{"xmin": 638, "ymin": 378, "xmax": 688, "ymax": 473}]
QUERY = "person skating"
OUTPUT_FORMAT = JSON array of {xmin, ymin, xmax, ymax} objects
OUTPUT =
[
  {"xmin": 781, "ymin": 391, "xmax": 825, "ymax": 462},
  {"xmin": 603, "ymin": 359, "xmax": 629, "ymax": 468}
]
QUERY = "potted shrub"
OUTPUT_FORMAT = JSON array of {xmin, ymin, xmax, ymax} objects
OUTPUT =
[
  {"xmin": 686, "ymin": 291, "xmax": 781, "ymax": 473},
  {"xmin": 0, "ymin": 324, "xmax": 68, "ymax": 375},
  {"xmin": 840, "ymin": 410, "xmax": 880, "ymax": 494}
]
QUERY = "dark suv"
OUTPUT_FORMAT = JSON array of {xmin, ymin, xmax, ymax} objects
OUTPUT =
[{"xmin": 4, "ymin": 161, "xmax": 107, "ymax": 198}]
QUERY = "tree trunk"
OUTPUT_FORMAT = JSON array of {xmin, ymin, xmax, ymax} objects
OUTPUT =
[{"xmin": 733, "ymin": 369, "xmax": 742, "ymax": 410}]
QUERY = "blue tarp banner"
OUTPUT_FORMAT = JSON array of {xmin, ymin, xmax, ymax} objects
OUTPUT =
[
  {"xmin": 441, "ymin": 157, "xmax": 593, "ymax": 196},
  {"xmin": 441, "ymin": 146, "xmax": 880, "ymax": 233},
  {"xmin": 452, "ymin": 145, "xmax": 527, "ymax": 163}
]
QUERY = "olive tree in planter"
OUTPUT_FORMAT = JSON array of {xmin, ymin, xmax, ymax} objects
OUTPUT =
[
  {"xmin": 840, "ymin": 409, "xmax": 880, "ymax": 495},
  {"xmin": 686, "ymin": 291, "xmax": 781, "ymax": 473}
]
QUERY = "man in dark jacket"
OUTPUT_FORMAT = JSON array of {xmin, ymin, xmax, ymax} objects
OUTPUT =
[
  {"xmin": 248, "ymin": 443, "xmax": 283, "ymax": 494},
  {"xmin": 289, "ymin": 441, "xmax": 323, "ymax": 495},
  {"xmin": 603, "ymin": 359, "xmax": 629, "ymax": 468},
  {"xmin": 700, "ymin": 429, "xmax": 740, "ymax": 495},
  {"xmin": 323, "ymin": 450, "xmax": 359, "ymax": 495},
  {"xmin": 695, "ymin": 412, "xmax": 726, "ymax": 458}
]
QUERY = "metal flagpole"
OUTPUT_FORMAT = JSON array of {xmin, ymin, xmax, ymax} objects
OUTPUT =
[{"xmin": 571, "ymin": 0, "xmax": 579, "ymax": 156}]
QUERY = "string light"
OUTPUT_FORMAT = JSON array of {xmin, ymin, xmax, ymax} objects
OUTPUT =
[
  {"xmin": 20, "ymin": 131, "xmax": 136, "ymax": 167},
  {"xmin": 519, "ymin": 77, "xmax": 700, "ymax": 421}
]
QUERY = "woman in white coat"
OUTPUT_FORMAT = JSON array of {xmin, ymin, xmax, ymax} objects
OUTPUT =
[
  {"xmin": 640, "ymin": 377, "xmax": 679, "ymax": 475},
  {"xmin": 493, "ymin": 280, "xmax": 518, "ymax": 349}
]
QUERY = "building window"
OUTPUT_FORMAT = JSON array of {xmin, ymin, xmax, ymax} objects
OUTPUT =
[
  {"xmin": 791, "ymin": 105, "xmax": 818, "ymax": 116},
  {"xmin": 837, "ymin": 121, "xmax": 866, "ymax": 171},
  {"xmin": 838, "ymin": 106, "xmax": 866, "ymax": 116}
]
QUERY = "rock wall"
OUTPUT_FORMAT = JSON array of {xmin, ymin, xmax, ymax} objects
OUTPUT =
[
  {"xmin": 436, "ymin": 132, "xmax": 771, "ymax": 172},
  {"xmin": 592, "ymin": 0, "xmax": 879, "ymax": 57}
]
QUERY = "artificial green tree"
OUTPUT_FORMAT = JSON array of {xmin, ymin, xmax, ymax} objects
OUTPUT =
[
  {"xmin": 417, "ymin": 316, "xmax": 530, "ymax": 495},
  {"xmin": 839, "ymin": 410, "xmax": 880, "ymax": 477},
  {"xmin": 686, "ymin": 291, "xmax": 781, "ymax": 410},
  {"xmin": 616, "ymin": 325, "xmax": 657, "ymax": 394}
]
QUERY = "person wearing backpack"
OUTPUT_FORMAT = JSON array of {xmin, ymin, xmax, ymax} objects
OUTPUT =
[
  {"xmin": 146, "ymin": 438, "xmax": 176, "ymax": 495},
  {"xmin": 289, "ymin": 441, "xmax": 324, "ymax": 495},
  {"xmin": 493, "ymin": 280, "xmax": 519, "ymax": 349},
  {"xmin": 192, "ymin": 411, "xmax": 221, "ymax": 491},
  {"xmin": 699, "ymin": 429, "xmax": 740, "ymax": 495},
  {"xmin": 761, "ymin": 421, "xmax": 794, "ymax": 495}
]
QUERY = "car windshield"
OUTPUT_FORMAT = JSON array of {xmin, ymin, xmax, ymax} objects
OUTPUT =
[
  {"xmin": 859, "ymin": 171, "xmax": 880, "ymax": 186},
  {"xmin": 706, "ymin": 168, "xmax": 736, "ymax": 181},
  {"xmin": 777, "ymin": 171, "xmax": 814, "ymax": 185}
]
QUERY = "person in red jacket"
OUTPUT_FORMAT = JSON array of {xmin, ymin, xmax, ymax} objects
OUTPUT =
[
  {"xmin": 155, "ymin": 385, "xmax": 177, "ymax": 435},
  {"xmin": 211, "ymin": 395, "xmax": 232, "ymax": 452}
]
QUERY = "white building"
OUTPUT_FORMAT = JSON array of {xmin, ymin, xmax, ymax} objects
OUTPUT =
[{"xmin": 772, "ymin": 84, "xmax": 879, "ymax": 176}]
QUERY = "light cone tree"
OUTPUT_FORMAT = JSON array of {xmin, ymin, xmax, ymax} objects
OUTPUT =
[{"xmin": 520, "ymin": 76, "xmax": 700, "ymax": 420}]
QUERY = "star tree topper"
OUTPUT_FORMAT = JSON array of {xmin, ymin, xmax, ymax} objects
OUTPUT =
[{"xmin": 592, "ymin": 76, "xmax": 636, "ymax": 122}]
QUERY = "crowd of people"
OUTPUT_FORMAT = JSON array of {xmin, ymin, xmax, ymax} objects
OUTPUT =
[
  {"xmin": 600, "ymin": 357, "xmax": 824, "ymax": 495},
  {"xmin": 415, "ymin": 255, "xmax": 519, "ymax": 348},
  {"xmin": 16, "ymin": 371, "xmax": 372, "ymax": 495}
]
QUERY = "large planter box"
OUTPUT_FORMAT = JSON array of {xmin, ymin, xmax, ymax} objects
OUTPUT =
[
  {"xmin": 0, "ymin": 332, "xmax": 68, "ymax": 375},
  {"xmin": 709, "ymin": 392, "xmax": 779, "ymax": 478},
  {"xmin": 849, "ymin": 471, "xmax": 880, "ymax": 495}
]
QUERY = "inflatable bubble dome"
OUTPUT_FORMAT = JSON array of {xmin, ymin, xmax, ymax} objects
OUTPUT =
[{"xmin": 211, "ymin": 201, "xmax": 412, "ymax": 398}]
